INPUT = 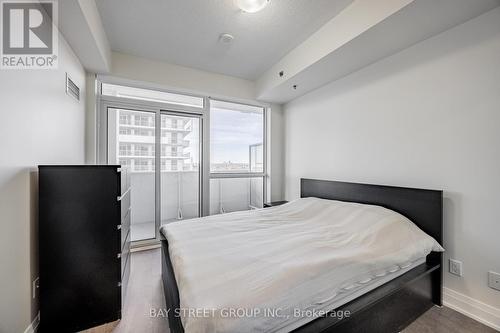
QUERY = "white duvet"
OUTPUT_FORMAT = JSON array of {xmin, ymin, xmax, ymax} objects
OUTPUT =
[{"xmin": 160, "ymin": 197, "xmax": 443, "ymax": 333}]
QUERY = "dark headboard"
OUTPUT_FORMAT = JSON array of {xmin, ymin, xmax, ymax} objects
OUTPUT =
[{"xmin": 301, "ymin": 178, "xmax": 443, "ymax": 246}]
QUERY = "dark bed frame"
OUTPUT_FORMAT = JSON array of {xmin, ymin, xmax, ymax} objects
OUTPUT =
[{"xmin": 161, "ymin": 178, "xmax": 443, "ymax": 333}]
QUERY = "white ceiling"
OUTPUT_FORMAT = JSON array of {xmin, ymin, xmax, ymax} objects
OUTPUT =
[{"xmin": 95, "ymin": 0, "xmax": 353, "ymax": 80}]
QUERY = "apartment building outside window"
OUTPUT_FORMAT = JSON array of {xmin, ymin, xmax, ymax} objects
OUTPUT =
[
  {"xmin": 111, "ymin": 111, "xmax": 195, "ymax": 173},
  {"xmin": 119, "ymin": 143, "xmax": 132, "ymax": 156},
  {"xmin": 119, "ymin": 114, "xmax": 131, "ymax": 125},
  {"xmin": 134, "ymin": 160, "xmax": 147, "ymax": 171},
  {"xmin": 135, "ymin": 145, "xmax": 150, "ymax": 157}
]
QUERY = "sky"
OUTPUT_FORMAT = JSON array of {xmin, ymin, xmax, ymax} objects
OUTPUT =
[{"xmin": 210, "ymin": 108, "xmax": 263, "ymax": 164}]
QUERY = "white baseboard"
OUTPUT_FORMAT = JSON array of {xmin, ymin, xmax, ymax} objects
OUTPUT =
[
  {"xmin": 24, "ymin": 312, "xmax": 40, "ymax": 333},
  {"xmin": 443, "ymin": 287, "xmax": 500, "ymax": 331}
]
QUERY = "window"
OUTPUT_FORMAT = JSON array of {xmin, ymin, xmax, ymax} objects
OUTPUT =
[
  {"xmin": 119, "ymin": 158, "xmax": 131, "ymax": 167},
  {"xmin": 210, "ymin": 100, "xmax": 264, "ymax": 173},
  {"xmin": 210, "ymin": 100, "xmax": 266, "ymax": 213},
  {"xmin": 135, "ymin": 159, "xmax": 149, "ymax": 171},
  {"xmin": 136, "ymin": 115, "xmax": 152, "ymax": 127},
  {"xmin": 119, "ymin": 128, "xmax": 132, "ymax": 135},
  {"xmin": 119, "ymin": 114, "xmax": 131, "ymax": 125},
  {"xmin": 102, "ymin": 83, "xmax": 204, "ymax": 108},
  {"xmin": 135, "ymin": 145, "xmax": 150, "ymax": 156},
  {"xmin": 135, "ymin": 129, "xmax": 153, "ymax": 136},
  {"xmin": 101, "ymin": 82, "xmax": 268, "ymax": 243},
  {"xmin": 119, "ymin": 143, "xmax": 132, "ymax": 156}
]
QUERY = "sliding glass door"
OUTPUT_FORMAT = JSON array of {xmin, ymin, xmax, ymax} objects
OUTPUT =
[
  {"xmin": 106, "ymin": 108, "xmax": 202, "ymax": 242},
  {"xmin": 160, "ymin": 112, "xmax": 201, "ymax": 225},
  {"xmin": 101, "ymin": 83, "xmax": 205, "ymax": 243},
  {"xmin": 107, "ymin": 108, "xmax": 157, "ymax": 241}
]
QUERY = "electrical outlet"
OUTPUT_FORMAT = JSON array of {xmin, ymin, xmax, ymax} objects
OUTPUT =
[
  {"xmin": 488, "ymin": 271, "xmax": 500, "ymax": 291},
  {"xmin": 32, "ymin": 277, "xmax": 39, "ymax": 299},
  {"xmin": 449, "ymin": 259, "xmax": 463, "ymax": 277}
]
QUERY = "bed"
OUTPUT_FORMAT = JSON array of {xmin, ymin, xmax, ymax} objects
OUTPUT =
[{"xmin": 160, "ymin": 179, "xmax": 444, "ymax": 333}]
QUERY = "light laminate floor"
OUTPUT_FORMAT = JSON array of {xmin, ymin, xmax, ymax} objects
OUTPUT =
[{"xmin": 82, "ymin": 249, "xmax": 497, "ymax": 333}]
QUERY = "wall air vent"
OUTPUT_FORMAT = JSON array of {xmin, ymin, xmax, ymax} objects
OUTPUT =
[{"xmin": 66, "ymin": 73, "xmax": 80, "ymax": 101}]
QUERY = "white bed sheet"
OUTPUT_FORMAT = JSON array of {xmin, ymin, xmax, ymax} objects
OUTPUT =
[{"xmin": 160, "ymin": 197, "xmax": 443, "ymax": 333}]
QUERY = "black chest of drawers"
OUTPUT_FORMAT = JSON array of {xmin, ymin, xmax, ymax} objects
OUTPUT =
[{"xmin": 38, "ymin": 165, "xmax": 131, "ymax": 332}]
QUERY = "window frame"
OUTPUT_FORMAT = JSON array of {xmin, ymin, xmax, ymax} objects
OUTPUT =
[
  {"xmin": 101, "ymin": 82, "xmax": 205, "ymax": 109},
  {"xmin": 208, "ymin": 98, "xmax": 267, "ymax": 210},
  {"xmin": 96, "ymin": 77, "xmax": 269, "ymax": 247}
]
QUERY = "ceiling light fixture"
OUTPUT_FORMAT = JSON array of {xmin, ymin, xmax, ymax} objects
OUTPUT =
[{"xmin": 235, "ymin": 0, "xmax": 270, "ymax": 13}]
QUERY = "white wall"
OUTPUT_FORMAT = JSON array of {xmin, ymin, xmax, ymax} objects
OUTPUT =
[
  {"xmin": 0, "ymin": 38, "xmax": 86, "ymax": 332},
  {"xmin": 284, "ymin": 5, "xmax": 500, "ymax": 324},
  {"xmin": 59, "ymin": 0, "xmax": 112, "ymax": 73},
  {"xmin": 270, "ymin": 104, "xmax": 285, "ymax": 201},
  {"xmin": 85, "ymin": 72, "xmax": 98, "ymax": 164}
]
